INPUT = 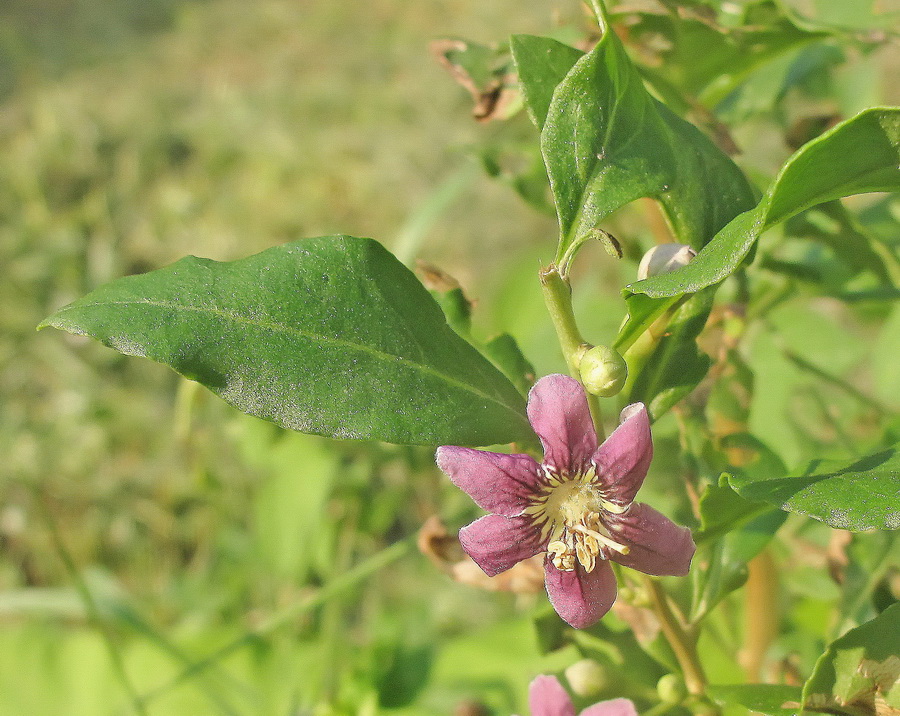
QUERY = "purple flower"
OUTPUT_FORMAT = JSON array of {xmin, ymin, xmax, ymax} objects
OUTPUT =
[
  {"xmin": 521, "ymin": 674, "xmax": 638, "ymax": 716},
  {"xmin": 436, "ymin": 374, "xmax": 695, "ymax": 628}
]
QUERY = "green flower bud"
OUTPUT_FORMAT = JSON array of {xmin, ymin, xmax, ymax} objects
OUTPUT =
[
  {"xmin": 578, "ymin": 345, "xmax": 628, "ymax": 397},
  {"xmin": 657, "ymin": 674, "xmax": 688, "ymax": 704},
  {"xmin": 565, "ymin": 658, "xmax": 607, "ymax": 697}
]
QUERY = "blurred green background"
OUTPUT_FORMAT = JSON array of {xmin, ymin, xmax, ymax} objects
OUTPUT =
[
  {"xmin": 2, "ymin": 0, "xmax": 899, "ymax": 714},
  {"xmin": 0, "ymin": 2, "xmax": 582, "ymax": 713}
]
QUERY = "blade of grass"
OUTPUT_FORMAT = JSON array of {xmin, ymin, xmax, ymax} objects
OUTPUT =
[
  {"xmin": 27, "ymin": 477, "xmax": 251, "ymax": 715},
  {"xmin": 35, "ymin": 490, "xmax": 150, "ymax": 716},
  {"xmin": 393, "ymin": 162, "xmax": 480, "ymax": 265},
  {"xmin": 136, "ymin": 537, "xmax": 414, "ymax": 708}
]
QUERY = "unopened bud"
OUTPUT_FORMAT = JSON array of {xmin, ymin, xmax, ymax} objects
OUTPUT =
[
  {"xmin": 657, "ymin": 674, "xmax": 687, "ymax": 704},
  {"xmin": 637, "ymin": 243, "xmax": 697, "ymax": 280},
  {"xmin": 565, "ymin": 659, "xmax": 607, "ymax": 697},
  {"xmin": 578, "ymin": 345, "xmax": 627, "ymax": 397}
]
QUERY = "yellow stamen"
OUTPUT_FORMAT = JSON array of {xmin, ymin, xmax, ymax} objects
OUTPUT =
[
  {"xmin": 572, "ymin": 524, "xmax": 630, "ymax": 555},
  {"xmin": 598, "ymin": 497, "xmax": 629, "ymax": 514},
  {"xmin": 529, "ymin": 465, "xmax": 631, "ymax": 572}
]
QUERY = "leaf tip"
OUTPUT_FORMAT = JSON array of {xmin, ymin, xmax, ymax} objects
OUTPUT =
[{"xmin": 36, "ymin": 315, "xmax": 57, "ymax": 332}]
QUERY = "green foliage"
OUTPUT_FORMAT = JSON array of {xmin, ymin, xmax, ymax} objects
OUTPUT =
[
  {"xmin": 40, "ymin": 236, "xmax": 532, "ymax": 446},
  {"xmin": 631, "ymin": 108, "xmax": 900, "ymax": 299},
  {"xmin": 730, "ymin": 446, "xmax": 900, "ymax": 531},
  {"xmin": 709, "ymin": 684, "xmax": 804, "ymax": 716},
  {"xmin": 519, "ymin": 26, "xmax": 756, "ymax": 260},
  {"xmin": 619, "ymin": 3, "xmax": 826, "ymax": 106},
  {"xmin": 803, "ymin": 603, "xmax": 900, "ymax": 712},
  {"xmin": 510, "ymin": 35, "xmax": 585, "ymax": 130}
]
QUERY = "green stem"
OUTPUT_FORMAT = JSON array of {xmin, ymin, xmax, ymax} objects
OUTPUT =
[
  {"xmin": 585, "ymin": 0, "xmax": 609, "ymax": 31},
  {"xmin": 643, "ymin": 576, "xmax": 709, "ymax": 702},
  {"xmin": 540, "ymin": 266, "xmax": 585, "ymax": 376},
  {"xmin": 540, "ymin": 265, "xmax": 606, "ymax": 440}
]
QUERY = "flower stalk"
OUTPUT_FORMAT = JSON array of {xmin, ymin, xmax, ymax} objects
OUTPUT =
[
  {"xmin": 539, "ymin": 265, "xmax": 606, "ymax": 440},
  {"xmin": 642, "ymin": 576, "xmax": 710, "ymax": 703},
  {"xmin": 540, "ymin": 265, "xmax": 585, "ymax": 376}
]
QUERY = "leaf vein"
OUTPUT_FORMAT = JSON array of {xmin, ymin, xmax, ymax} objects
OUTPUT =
[{"xmin": 53, "ymin": 298, "xmax": 526, "ymax": 422}]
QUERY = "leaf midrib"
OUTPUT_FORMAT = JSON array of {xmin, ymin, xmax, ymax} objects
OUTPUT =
[{"xmin": 51, "ymin": 297, "xmax": 527, "ymax": 421}]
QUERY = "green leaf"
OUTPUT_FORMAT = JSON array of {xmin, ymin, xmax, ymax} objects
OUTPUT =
[
  {"xmin": 691, "ymin": 475, "xmax": 787, "ymax": 621},
  {"xmin": 630, "ymin": 108, "xmax": 900, "ymax": 300},
  {"xmin": 612, "ymin": 294, "xmax": 679, "ymax": 353},
  {"xmin": 709, "ymin": 684, "xmax": 804, "ymax": 716},
  {"xmin": 803, "ymin": 603, "xmax": 900, "ymax": 714},
  {"xmin": 427, "ymin": 285, "xmax": 473, "ymax": 339},
  {"xmin": 780, "ymin": 0, "xmax": 900, "ymax": 32},
  {"xmin": 691, "ymin": 511, "xmax": 788, "ymax": 623},
  {"xmin": 478, "ymin": 141, "xmax": 556, "ymax": 216},
  {"xmin": 838, "ymin": 532, "xmax": 900, "ymax": 631},
  {"xmin": 39, "ymin": 236, "xmax": 533, "ymax": 446},
  {"xmin": 619, "ymin": 7, "xmax": 824, "ymax": 106},
  {"xmin": 785, "ymin": 202, "xmax": 897, "ymax": 287},
  {"xmin": 373, "ymin": 641, "xmax": 433, "ymax": 708},
  {"xmin": 538, "ymin": 24, "xmax": 756, "ymax": 260},
  {"xmin": 695, "ymin": 477, "xmax": 776, "ymax": 545},
  {"xmin": 510, "ymin": 35, "xmax": 584, "ymax": 130},
  {"xmin": 624, "ymin": 288, "xmax": 714, "ymax": 419},
  {"xmin": 482, "ymin": 332, "xmax": 535, "ymax": 396},
  {"xmin": 729, "ymin": 446, "xmax": 900, "ymax": 531}
]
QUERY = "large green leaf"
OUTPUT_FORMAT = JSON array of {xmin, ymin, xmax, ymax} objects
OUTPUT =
[
  {"xmin": 803, "ymin": 603, "xmax": 900, "ymax": 714},
  {"xmin": 39, "ymin": 236, "xmax": 533, "ymax": 447},
  {"xmin": 630, "ymin": 108, "xmax": 900, "ymax": 300},
  {"xmin": 729, "ymin": 446, "xmax": 900, "ymax": 531},
  {"xmin": 536, "ymin": 22, "xmax": 756, "ymax": 261}
]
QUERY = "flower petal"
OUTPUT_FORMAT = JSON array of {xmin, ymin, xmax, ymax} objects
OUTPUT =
[
  {"xmin": 436, "ymin": 446, "xmax": 542, "ymax": 517},
  {"xmin": 607, "ymin": 503, "xmax": 695, "ymax": 576},
  {"xmin": 592, "ymin": 403, "xmax": 652, "ymax": 505},
  {"xmin": 458, "ymin": 514, "xmax": 544, "ymax": 577},
  {"xmin": 528, "ymin": 675, "xmax": 576, "ymax": 716},
  {"xmin": 544, "ymin": 558, "xmax": 617, "ymax": 629},
  {"xmin": 527, "ymin": 374, "xmax": 598, "ymax": 474},
  {"xmin": 580, "ymin": 698, "xmax": 640, "ymax": 716}
]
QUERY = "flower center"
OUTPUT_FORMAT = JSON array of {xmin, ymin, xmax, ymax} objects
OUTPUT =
[{"xmin": 524, "ymin": 466, "xmax": 629, "ymax": 573}]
